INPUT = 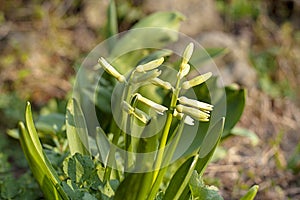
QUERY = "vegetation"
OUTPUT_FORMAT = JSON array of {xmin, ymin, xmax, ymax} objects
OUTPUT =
[{"xmin": 0, "ymin": 0, "xmax": 299, "ymax": 199}]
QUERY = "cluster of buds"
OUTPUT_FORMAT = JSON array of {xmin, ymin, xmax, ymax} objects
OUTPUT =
[{"xmin": 97, "ymin": 42, "xmax": 213, "ymax": 126}]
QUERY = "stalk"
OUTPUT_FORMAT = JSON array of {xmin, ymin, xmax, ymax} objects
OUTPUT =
[
  {"xmin": 147, "ymin": 118, "xmax": 185, "ymax": 200},
  {"xmin": 151, "ymin": 77, "xmax": 181, "ymax": 184}
]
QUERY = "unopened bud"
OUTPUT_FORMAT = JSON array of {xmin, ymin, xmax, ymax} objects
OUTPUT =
[
  {"xmin": 136, "ymin": 57, "xmax": 164, "ymax": 72},
  {"xmin": 173, "ymin": 109, "xmax": 195, "ymax": 125},
  {"xmin": 132, "ymin": 69, "xmax": 162, "ymax": 83},
  {"xmin": 182, "ymin": 43, "xmax": 194, "ymax": 65},
  {"xmin": 151, "ymin": 78, "xmax": 173, "ymax": 90},
  {"xmin": 122, "ymin": 101, "xmax": 134, "ymax": 114},
  {"xmin": 178, "ymin": 63, "xmax": 190, "ymax": 79},
  {"xmin": 133, "ymin": 108, "xmax": 151, "ymax": 125},
  {"xmin": 121, "ymin": 101, "xmax": 150, "ymax": 124},
  {"xmin": 134, "ymin": 93, "xmax": 168, "ymax": 115},
  {"xmin": 178, "ymin": 96, "xmax": 213, "ymax": 111},
  {"xmin": 98, "ymin": 57, "xmax": 126, "ymax": 82},
  {"xmin": 176, "ymin": 104, "xmax": 210, "ymax": 122},
  {"xmin": 182, "ymin": 72, "xmax": 212, "ymax": 90}
]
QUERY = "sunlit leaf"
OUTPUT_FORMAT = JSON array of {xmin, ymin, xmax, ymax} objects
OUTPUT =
[
  {"xmin": 66, "ymin": 99, "xmax": 90, "ymax": 155},
  {"xmin": 18, "ymin": 102, "xmax": 69, "ymax": 200},
  {"xmin": 222, "ymin": 86, "xmax": 246, "ymax": 138},
  {"xmin": 240, "ymin": 185, "xmax": 259, "ymax": 200},
  {"xmin": 189, "ymin": 170, "xmax": 223, "ymax": 200}
]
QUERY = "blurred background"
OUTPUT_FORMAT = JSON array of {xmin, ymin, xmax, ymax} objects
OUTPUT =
[{"xmin": 0, "ymin": 0, "xmax": 300, "ymax": 199}]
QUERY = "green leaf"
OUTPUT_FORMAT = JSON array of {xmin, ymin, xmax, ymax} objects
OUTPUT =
[
  {"xmin": 137, "ymin": 49, "xmax": 173, "ymax": 65},
  {"xmin": 288, "ymin": 142, "xmax": 300, "ymax": 173},
  {"xmin": 106, "ymin": 0, "xmax": 118, "ymax": 51},
  {"xmin": 189, "ymin": 170, "xmax": 224, "ymax": 200},
  {"xmin": 114, "ymin": 173, "xmax": 144, "ymax": 200},
  {"xmin": 109, "ymin": 11, "xmax": 185, "ymax": 73},
  {"xmin": 184, "ymin": 77, "xmax": 226, "ymax": 157},
  {"xmin": 196, "ymin": 118, "xmax": 224, "ymax": 175},
  {"xmin": 24, "ymin": 102, "xmax": 44, "ymax": 158},
  {"xmin": 63, "ymin": 153, "xmax": 95, "ymax": 184},
  {"xmin": 0, "ymin": 176, "xmax": 21, "ymax": 199},
  {"xmin": 229, "ymin": 127, "xmax": 260, "ymax": 146},
  {"xmin": 190, "ymin": 48, "xmax": 227, "ymax": 66},
  {"xmin": 133, "ymin": 11, "xmax": 185, "ymax": 29},
  {"xmin": 240, "ymin": 185, "xmax": 259, "ymax": 200},
  {"xmin": 66, "ymin": 98, "xmax": 90, "ymax": 155},
  {"xmin": 164, "ymin": 159, "xmax": 192, "ymax": 200},
  {"xmin": 164, "ymin": 118, "xmax": 224, "ymax": 200},
  {"xmin": 62, "ymin": 153, "xmax": 106, "ymax": 199},
  {"xmin": 99, "ymin": 180, "xmax": 118, "ymax": 198},
  {"xmin": 199, "ymin": 118, "xmax": 225, "ymax": 158},
  {"xmin": 35, "ymin": 113, "xmax": 65, "ymax": 134},
  {"xmin": 18, "ymin": 102, "xmax": 69, "ymax": 200},
  {"xmin": 222, "ymin": 86, "xmax": 246, "ymax": 138}
]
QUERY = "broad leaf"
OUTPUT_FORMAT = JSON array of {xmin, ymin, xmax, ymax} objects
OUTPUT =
[
  {"xmin": 164, "ymin": 118, "xmax": 224, "ymax": 200},
  {"xmin": 222, "ymin": 86, "xmax": 246, "ymax": 138},
  {"xmin": 190, "ymin": 48, "xmax": 227, "ymax": 67},
  {"xmin": 66, "ymin": 98, "xmax": 90, "ymax": 155},
  {"xmin": 109, "ymin": 11, "xmax": 185, "ymax": 73},
  {"xmin": 189, "ymin": 170, "xmax": 224, "ymax": 200},
  {"xmin": 240, "ymin": 185, "xmax": 259, "ymax": 200},
  {"xmin": 36, "ymin": 113, "xmax": 65, "ymax": 134},
  {"xmin": 18, "ymin": 103, "xmax": 69, "ymax": 200},
  {"xmin": 230, "ymin": 127, "xmax": 259, "ymax": 146},
  {"xmin": 199, "ymin": 118, "xmax": 225, "ymax": 158}
]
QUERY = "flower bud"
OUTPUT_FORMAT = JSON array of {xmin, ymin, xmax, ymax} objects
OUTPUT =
[
  {"xmin": 182, "ymin": 43, "xmax": 194, "ymax": 65},
  {"xmin": 176, "ymin": 104, "xmax": 210, "ymax": 121},
  {"xmin": 132, "ymin": 69, "xmax": 161, "ymax": 83},
  {"xmin": 178, "ymin": 63, "xmax": 190, "ymax": 79},
  {"xmin": 121, "ymin": 101, "xmax": 150, "ymax": 124},
  {"xmin": 173, "ymin": 109, "xmax": 195, "ymax": 125},
  {"xmin": 98, "ymin": 57, "xmax": 126, "ymax": 82},
  {"xmin": 134, "ymin": 93, "xmax": 168, "ymax": 115},
  {"xmin": 182, "ymin": 72, "xmax": 212, "ymax": 90},
  {"xmin": 133, "ymin": 108, "xmax": 151, "ymax": 125},
  {"xmin": 136, "ymin": 57, "xmax": 164, "ymax": 72},
  {"xmin": 151, "ymin": 78, "xmax": 173, "ymax": 90},
  {"xmin": 122, "ymin": 101, "xmax": 134, "ymax": 114},
  {"xmin": 178, "ymin": 96, "xmax": 213, "ymax": 111}
]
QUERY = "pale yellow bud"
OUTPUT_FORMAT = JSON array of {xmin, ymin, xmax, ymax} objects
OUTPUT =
[
  {"xmin": 178, "ymin": 96, "xmax": 213, "ymax": 111},
  {"xmin": 133, "ymin": 108, "xmax": 151, "ymax": 124},
  {"xmin": 98, "ymin": 57, "xmax": 126, "ymax": 82},
  {"xmin": 151, "ymin": 78, "xmax": 173, "ymax": 90},
  {"xmin": 132, "ymin": 69, "xmax": 162, "ymax": 83},
  {"xmin": 173, "ymin": 110, "xmax": 195, "ymax": 125},
  {"xmin": 134, "ymin": 93, "xmax": 168, "ymax": 115},
  {"xmin": 121, "ymin": 101, "xmax": 150, "ymax": 124},
  {"xmin": 136, "ymin": 57, "xmax": 164, "ymax": 72},
  {"xmin": 182, "ymin": 72, "xmax": 212, "ymax": 90},
  {"xmin": 121, "ymin": 101, "xmax": 134, "ymax": 114},
  {"xmin": 182, "ymin": 43, "xmax": 194, "ymax": 65},
  {"xmin": 178, "ymin": 63, "xmax": 190, "ymax": 79},
  {"xmin": 176, "ymin": 104, "xmax": 210, "ymax": 122}
]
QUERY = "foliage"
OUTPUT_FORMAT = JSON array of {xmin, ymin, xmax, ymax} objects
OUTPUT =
[
  {"xmin": 216, "ymin": 0, "xmax": 260, "ymax": 21},
  {"xmin": 14, "ymin": 1, "xmax": 258, "ymax": 199}
]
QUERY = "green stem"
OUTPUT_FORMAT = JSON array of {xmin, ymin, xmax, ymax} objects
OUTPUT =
[
  {"xmin": 151, "ymin": 78, "xmax": 181, "ymax": 184},
  {"xmin": 104, "ymin": 72, "xmax": 135, "ymax": 181},
  {"xmin": 147, "ymin": 119, "xmax": 185, "ymax": 200},
  {"xmin": 124, "ymin": 115, "xmax": 133, "ymax": 173}
]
